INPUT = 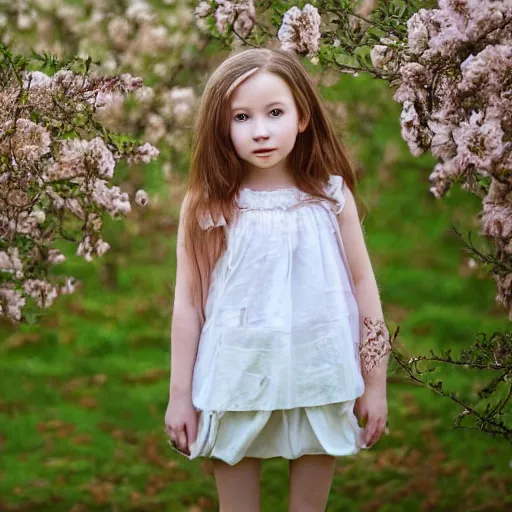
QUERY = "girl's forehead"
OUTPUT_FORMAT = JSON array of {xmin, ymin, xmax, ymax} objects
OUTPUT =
[{"xmin": 230, "ymin": 71, "xmax": 294, "ymax": 108}]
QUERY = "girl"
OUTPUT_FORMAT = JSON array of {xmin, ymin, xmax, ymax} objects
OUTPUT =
[{"xmin": 165, "ymin": 48, "xmax": 391, "ymax": 512}]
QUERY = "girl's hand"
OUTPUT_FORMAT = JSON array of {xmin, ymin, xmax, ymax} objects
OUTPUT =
[
  {"xmin": 165, "ymin": 391, "xmax": 199, "ymax": 455},
  {"xmin": 354, "ymin": 385, "xmax": 388, "ymax": 448}
]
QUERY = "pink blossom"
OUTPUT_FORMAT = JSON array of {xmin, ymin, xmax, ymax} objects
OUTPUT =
[
  {"xmin": 214, "ymin": 0, "xmax": 255, "ymax": 39},
  {"xmin": 0, "ymin": 287, "xmax": 26, "ymax": 322},
  {"xmin": 278, "ymin": 4, "xmax": 322, "ymax": 55},
  {"xmin": 60, "ymin": 277, "xmax": 77, "ymax": 295},
  {"xmin": 76, "ymin": 235, "xmax": 111, "ymax": 262},
  {"xmin": 23, "ymin": 279, "xmax": 59, "ymax": 308},
  {"xmin": 0, "ymin": 248, "xmax": 24, "ymax": 279},
  {"xmin": 46, "ymin": 137, "xmax": 115, "ymax": 181},
  {"xmin": 127, "ymin": 142, "xmax": 160, "ymax": 166},
  {"xmin": 0, "ymin": 118, "xmax": 51, "ymax": 166},
  {"xmin": 195, "ymin": 1, "xmax": 212, "ymax": 18},
  {"xmin": 48, "ymin": 249, "xmax": 66, "ymax": 265},
  {"xmin": 91, "ymin": 179, "xmax": 131, "ymax": 217}
]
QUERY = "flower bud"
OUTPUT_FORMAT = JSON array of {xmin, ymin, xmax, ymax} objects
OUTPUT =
[
  {"xmin": 135, "ymin": 189, "xmax": 149, "ymax": 206},
  {"xmin": 31, "ymin": 209, "xmax": 46, "ymax": 224}
]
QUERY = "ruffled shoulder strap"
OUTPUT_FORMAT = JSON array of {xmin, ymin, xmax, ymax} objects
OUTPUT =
[
  {"xmin": 324, "ymin": 175, "xmax": 346, "ymax": 215},
  {"xmin": 197, "ymin": 210, "xmax": 227, "ymax": 231}
]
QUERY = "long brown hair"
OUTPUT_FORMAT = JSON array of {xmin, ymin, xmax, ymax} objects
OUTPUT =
[{"xmin": 184, "ymin": 48, "xmax": 361, "ymax": 324}]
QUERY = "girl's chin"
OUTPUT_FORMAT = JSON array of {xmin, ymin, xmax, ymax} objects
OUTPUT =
[
  {"xmin": 250, "ymin": 153, "xmax": 281, "ymax": 166},
  {"xmin": 253, "ymin": 155, "xmax": 275, "ymax": 162}
]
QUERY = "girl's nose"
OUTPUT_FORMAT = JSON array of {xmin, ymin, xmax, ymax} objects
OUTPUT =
[{"xmin": 252, "ymin": 118, "xmax": 270, "ymax": 140}]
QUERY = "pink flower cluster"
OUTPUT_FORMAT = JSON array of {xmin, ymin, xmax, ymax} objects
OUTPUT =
[
  {"xmin": 372, "ymin": 0, "xmax": 512, "ymax": 317},
  {"xmin": 0, "ymin": 58, "xmax": 159, "ymax": 324},
  {"xmin": 211, "ymin": 0, "xmax": 256, "ymax": 39},
  {"xmin": 277, "ymin": 4, "xmax": 322, "ymax": 55},
  {"xmin": 3, "ymin": 0, "xmax": 204, "ymax": 156}
]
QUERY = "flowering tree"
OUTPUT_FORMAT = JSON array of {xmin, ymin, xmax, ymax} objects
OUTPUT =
[
  {"xmin": 0, "ymin": 43, "xmax": 159, "ymax": 324},
  {"xmin": 0, "ymin": 0, "xmax": 212, "ymax": 168},
  {"xmin": 194, "ymin": 0, "xmax": 512, "ymax": 440},
  {"xmin": 0, "ymin": 0, "xmax": 219, "ymax": 325}
]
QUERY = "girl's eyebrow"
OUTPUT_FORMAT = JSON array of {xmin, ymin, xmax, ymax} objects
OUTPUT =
[{"xmin": 231, "ymin": 101, "xmax": 286, "ymax": 111}]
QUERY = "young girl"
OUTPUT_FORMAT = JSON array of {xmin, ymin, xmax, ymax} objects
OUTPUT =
[{"xmin": 165, "ymin": 48, "xmax": 392, "ymax": 512}]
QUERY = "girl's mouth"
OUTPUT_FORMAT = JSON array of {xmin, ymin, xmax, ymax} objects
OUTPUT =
[{"xmin": 254, "ymin": 149, "xmax": 275, "ymax": 156}]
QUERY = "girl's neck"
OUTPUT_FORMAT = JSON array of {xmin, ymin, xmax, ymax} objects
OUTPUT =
[{"xmin": 241, "ymin": 169, "xmax": 295, "ymax": 192}]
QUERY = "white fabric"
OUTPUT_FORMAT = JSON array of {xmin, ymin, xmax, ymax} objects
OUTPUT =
[
  {"xmin": 192, "ymin": 175, "xmax": 365, "ymax": 412},
  {"xmin": 168, "ymin": 399, "xmax": 366, "ymax": 466},
  {"xmin": 210, "ymin": 399, "xmax": 365, "ymax": 465}
]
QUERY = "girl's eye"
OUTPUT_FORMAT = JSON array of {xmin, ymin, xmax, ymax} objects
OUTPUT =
[{"xmin": 233, "ymin": 109, "xmax": 283, "ymax": 122}]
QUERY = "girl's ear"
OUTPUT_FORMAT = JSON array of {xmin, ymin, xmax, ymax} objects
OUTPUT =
[{"xmin": 298, "ymin": 115, "xmax": 309, "ymax": 133}]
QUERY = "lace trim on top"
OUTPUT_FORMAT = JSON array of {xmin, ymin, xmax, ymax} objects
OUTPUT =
[
  {"xmin": 237, "ymin": 175, "xmax": 345, "ymax": 212},
  {"xmin": 198, "ymin": 175, "xmax": 346, "ymax": 230},
  {"xmin": 236, "ymin": 186, "xmax": 311, "ymax": 211}
]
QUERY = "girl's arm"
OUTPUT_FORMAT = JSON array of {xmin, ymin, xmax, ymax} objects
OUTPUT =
[
  {"xmin": 336, "ymin": 186, "xmax": 391, "ymax": 389},
  {"xmin": 169, "ymin": 193, "xmax": 202, "ymax": 399}
]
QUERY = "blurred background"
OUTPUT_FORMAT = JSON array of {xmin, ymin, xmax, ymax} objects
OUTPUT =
[{"xmin": 0, "ymin": 1, "xmax": 510, "ymax": 511}]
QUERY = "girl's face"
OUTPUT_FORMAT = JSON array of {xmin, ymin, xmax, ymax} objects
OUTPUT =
[{"xmin": 229, "ymin": 70, "xmax": 306, "ymax": 181}]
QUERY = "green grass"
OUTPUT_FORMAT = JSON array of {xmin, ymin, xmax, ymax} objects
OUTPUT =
[{"xmin": 1, "ymin": 71, "xmax": 511, "ymax": 511}]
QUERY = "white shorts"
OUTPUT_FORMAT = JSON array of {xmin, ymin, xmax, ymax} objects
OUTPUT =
[{"xmin": 167, "ymin": 399, "xmax": 367, "ymax": 466}]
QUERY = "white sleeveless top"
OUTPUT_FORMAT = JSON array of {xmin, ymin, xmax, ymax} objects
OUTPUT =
[{"xmin": 191, "ymin": 175, "xmax": 365, "ymax": 412}]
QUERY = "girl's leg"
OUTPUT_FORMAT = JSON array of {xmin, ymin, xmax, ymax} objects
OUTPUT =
[
  {"xmin": 288, "ymin": 455, "xmax": 337, "ymax": 512},
  {"xmin": 212, "ymin": 456, "xmax": 262, "ymax": 512}
]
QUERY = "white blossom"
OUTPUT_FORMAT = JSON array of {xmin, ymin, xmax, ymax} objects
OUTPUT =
[{"xmin": 135, "ymin": 189, "xmax": 149, "ymax": 206}]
